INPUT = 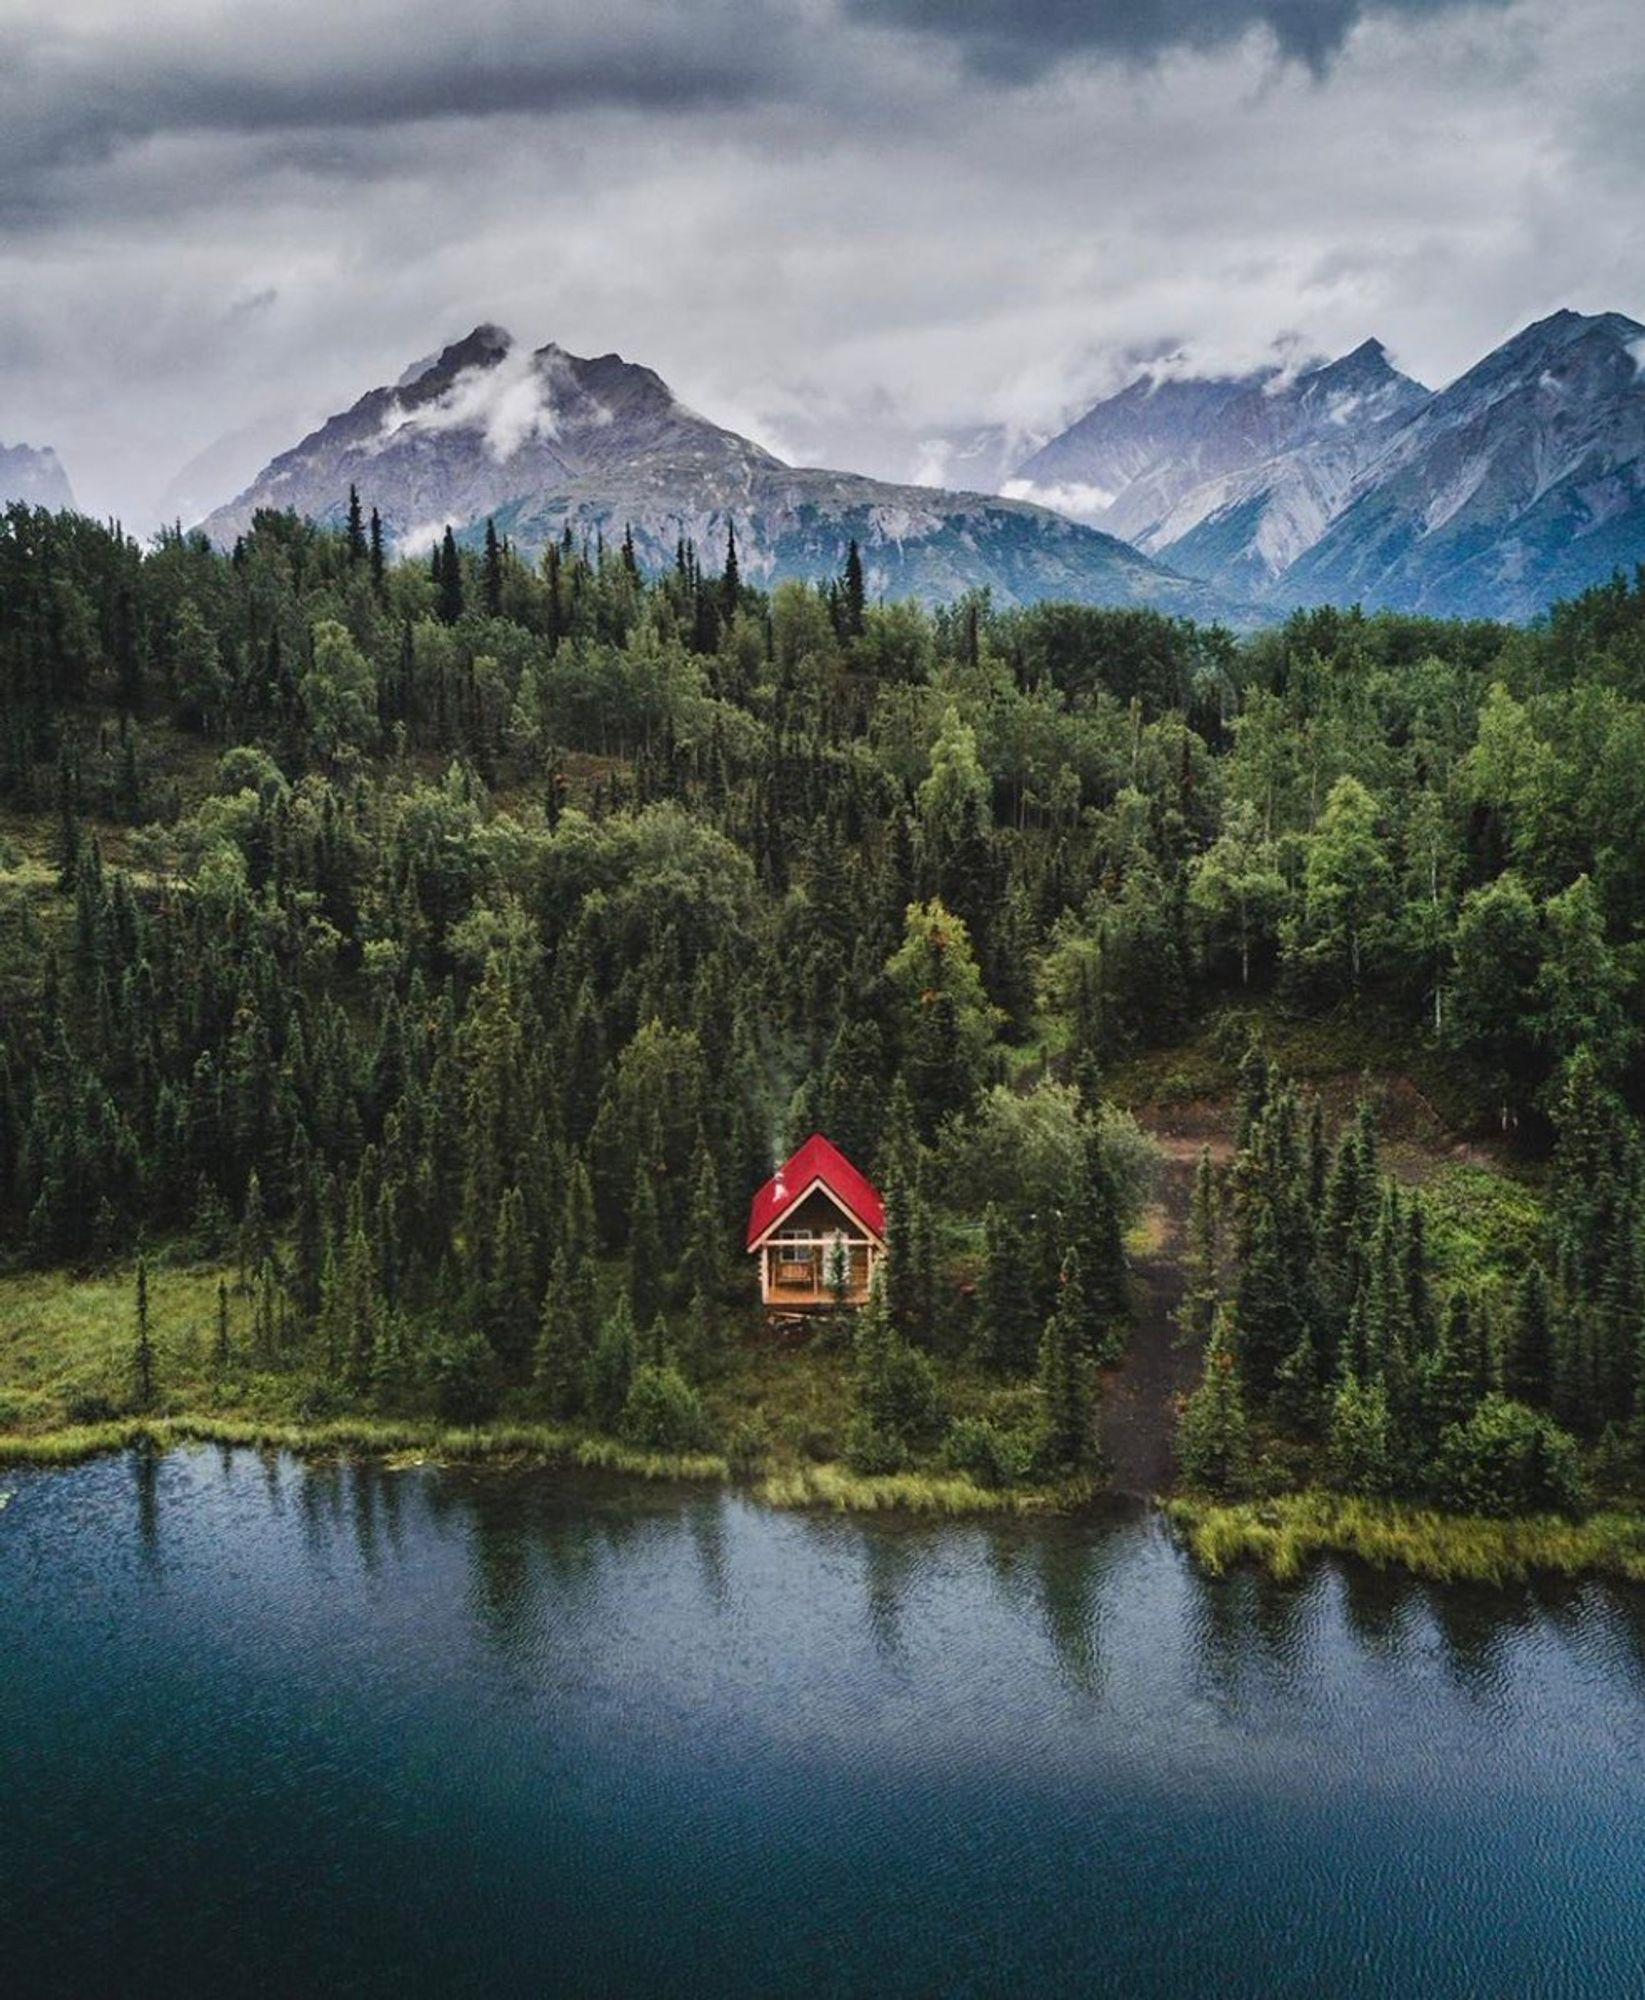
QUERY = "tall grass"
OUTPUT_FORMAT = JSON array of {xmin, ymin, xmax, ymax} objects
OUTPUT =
[
  {"xmin": 0, "ymin": 1415, "xmax": 727, "ymax": 1484},
  {"xmin": 1167, "ymin": 1491, "xmax": 1645, "ymax": 1586},
  {"xmin": 756, "ymin": 1461, "xmax": 1090, "ymax": 1516}
]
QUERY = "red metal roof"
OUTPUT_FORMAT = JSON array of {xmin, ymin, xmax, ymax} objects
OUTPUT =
[{"xmin": 745, "ymin": 1134, "xmax": 887, "ymax": 1250}]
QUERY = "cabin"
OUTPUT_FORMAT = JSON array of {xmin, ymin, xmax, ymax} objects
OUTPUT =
[{"xmin": 746, "ymin": 1134, "xmax": 887, "ymax": 1312}]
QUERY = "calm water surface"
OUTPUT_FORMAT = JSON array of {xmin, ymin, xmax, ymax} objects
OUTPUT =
[{"xmin": 3, "ymin": 1449, "xmax": 1644, "ymax": 1997}]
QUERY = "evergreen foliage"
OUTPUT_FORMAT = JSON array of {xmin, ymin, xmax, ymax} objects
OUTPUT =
[{"xmin": 2, "ymin": 503, "xmax": 1645, "ymax": 1517}]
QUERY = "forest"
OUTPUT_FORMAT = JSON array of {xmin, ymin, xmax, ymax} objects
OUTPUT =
[{"xmin": 3, "ymin": 493, "xmax": 1645, "ymax": 1529}]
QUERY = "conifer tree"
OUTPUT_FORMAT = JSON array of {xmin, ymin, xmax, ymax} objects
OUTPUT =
[
  {"xmin": 214, "ymin": 1277, "xmax": 232, "ymax": 1375},
  {"xmin": 1178, "ymin": 1145, "xmax": 1220, "ymax": 1346},
  {"xmin": 842, "ymin": 538, "xmax": 866, "ymax": 638},
  {"xmin": 55, "ymin": 742, "xmax": 80, "ymax": 892},
  {"xmin": 1326, "ymin": 1372, "xmax": 1394, "ymax": 1496},
  {"xmin": 722, "ymin": 520, "xmax": 740, "ymax": 616},
  {"xmin": 534, "ymin": 1250, "xmax": 589, "ymax": 1417},
  {"xmin": 1070, "ymin": 1123, "xmax": 1129, "ymax": 1359},
  {"xmin": 132, "ymin": 1254, "xmax": 156, "ymax": 1410},
  {"xmin": 1037, "ymin": 1249, "xmax": 1096, "ymax": 1472},
  {"xmin": 437, "ymin": 527, "xmax": 464, "ymax": 624},
  {"xmin": 679, "ymin": 1131, "xmax": 726, "ymax": 1317},
  {"xmin": 627, "ymin": 1161, "xmax": 665, "ymax": 1330},
  {"xmin": 1175, "ymin": 1310, "xmax": 1250, "ymax": 1495},
  {"xmin": 1504, "ymin": 1262, "xmax": 1555, "ymax": 1408},
  {"xmin": 976, "ymin": 1204, "xmax": 1038, "ymax": 1374},
  {"xmin": 482, "ymin": 519, "xmax": 503, "ymax": 617},
  {"xmin": 590, "ymin": 1295, "xmax": 639, "ymax": 1427},
  {"xmin": 346, "ymin": 485, "xmax": 367, "ymax": 564},
  {"xmin": 488, "ymin": 1184, "xmax": 537, "ymax": 1371},
  {"xmin": 237, "ymin": 1169, "xmax": 270, "ymax": 1294},
  {"xmin": 848, "ymin": 1266, "xmax": 943, "ymax": 1465}
]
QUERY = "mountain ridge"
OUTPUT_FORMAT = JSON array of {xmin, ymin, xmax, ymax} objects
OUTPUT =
[
  {"xmin": 200, "ymin": 330, "xmax": 1240, "ymax": 621},
  {"xmin": 1008, "ymin": 310, "xmax": 1645, "ymax": 620}
]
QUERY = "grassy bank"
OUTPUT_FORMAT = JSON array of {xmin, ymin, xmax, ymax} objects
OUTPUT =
[
  {"xmin": 0, "ymin": 1256, "xmax": 1096, "ymax": 1516},
  {"xmin": 0, "ymin": 1413, "xmax": 728, "ymax": 1483},
  {"xmin": 1167, "ymin": 1491, "xmax": 1645, "ymax": 1586},
  {"xmin": 755, "ymin": 1462, "xmax": 1092, "ymax": 1516},
  {"xmin": 0, "ymin": 1415, "xmax": 1101, "ymax": 1520}
]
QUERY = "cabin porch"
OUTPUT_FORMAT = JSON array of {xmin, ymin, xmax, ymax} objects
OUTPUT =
[{"xmin": 759, "ymin": 1232, "xmax": 879, "ymax": 1310}]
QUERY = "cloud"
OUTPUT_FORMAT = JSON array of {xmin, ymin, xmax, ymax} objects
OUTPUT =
[
  {"xmin": 1001, "ymin": 477, "xmax": 1118, "ymax": 522},
  {"xmin": 0, "ymin": 3, "xmax": 810, "ymax": 213},
  {"xmin": 376, "ymin": 341, "xmax": 601, "ymax": 462},
  {"xmin": 844, "ymin": 0, "xmax": 1510, "ymax": 77},
  {"xmin": 0, "ymin": 0, "xmax": 1638, "ymax": 529}
]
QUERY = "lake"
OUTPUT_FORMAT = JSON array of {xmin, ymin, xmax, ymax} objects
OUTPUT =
[{"xmin": 3, "ymin": 1449, "xmax": 1644, "ymax": 1997}]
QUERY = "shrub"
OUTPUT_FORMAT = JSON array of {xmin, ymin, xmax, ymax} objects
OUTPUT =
[
  {"xmin": 844, "ymin": 1414, "xmax": 909, "ymax": 1475},
  {"xmin": 422, "ymin": 1327, "xmax": 499, "ymax": 1425},
  {"xmin": 724, "ymin": 1415, "xmax": 773, "ymax": 1480},
  {"xmin": 620, "ymin": 1365, "xmax": 711, "ymax": 1453},
  {"xmin": 942, "ymin": 1415, "xmax": 1036, "ymax": 1489},
  {"xmin": 1434, "ymin": 1395, "xmax": 1586, "ymax": 1517}
]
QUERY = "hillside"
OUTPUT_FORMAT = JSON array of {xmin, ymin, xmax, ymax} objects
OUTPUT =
[{"xmin": 2, "ymin": 504, "xmax": 1644, "ymax": 1540}]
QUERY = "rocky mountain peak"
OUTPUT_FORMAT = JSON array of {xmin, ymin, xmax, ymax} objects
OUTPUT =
[{"xmin": 0, "ymin": 442, "xmax": 76, "ymax": 512}]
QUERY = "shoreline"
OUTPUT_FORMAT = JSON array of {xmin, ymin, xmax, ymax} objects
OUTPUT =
[
  {"xmin": 0, "ymin": 1415, "xmax": 1081, "ymax": 1517},
  {"xmin": 8, "ymin": 1419, "xmax": 1645, "ymax": 1579},
  {"xmin": 1167, "ymin": 1492, "xmax": 1645, "ymax": 1587}
]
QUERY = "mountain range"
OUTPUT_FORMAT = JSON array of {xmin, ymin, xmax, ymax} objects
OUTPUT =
[
  {"xmin": 195, "ymin": 306, "xmax": 1645, "ymax": 624},
  {"xmin": 1008, "ymin": 309, "xmax": 1645, "ymax": 621},
  {"xmin": 198, "ymin": 328, "xmax": 1232, "ymax": 621},
  {"xmin": 1, "ymin": 442, "xmax": 75, "ymax": 512}
]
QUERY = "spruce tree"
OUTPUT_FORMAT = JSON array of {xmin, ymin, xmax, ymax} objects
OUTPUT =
[
  {"xmin": 346, "ymin": 484, "xmax": 366, "ymax": 564},
  {"xmin": 437, "ymin": 527, "xmax": 465, "ymax": 624},
  {"xmin": 214, "ymin": 1278, "xmax": 232, "ymax": 1375},
  {"xmin": 1504, "ymin": 1262, "xmax": 1555, "ymax": 1408},
  {"xmin": 679, "ymin": 1131, "xmax": 726, "ymax": 1319},
  {"xmin": 488, "ymin": 1185, "xmax": 537, "ymax": 1372},
  {"xmin": 1071, "ymin": 1123, "xmax": 1129, "ymax": 1359},
  {"xmin": 627, "ymin": 1161, "xmax": 665, "ymax": 1330},
  {"xmin": 590, "ymin": 1296, "xmax": 638, "ymax": 1427},
  {"xmin": 722, "ymin": 520, "xmax": 740, "ymax": 617},
  {"xmin": 1178, "ymin": 1145, "xmax": 1219, "ymax": 1347},
  {"xmin": 1175, "ymin": 1310, "xmax": 1251, "ymax": 1495},
  {"xmin": 1037, "ymin": 1249, "xmax": 1096, "ymax": 1472},
  {"xmin": 842, "ymin": 538, "xmax": 866, "ymax": 638},
  {"xmin": 483, "ymin": 519, "xmax": 503, "ymax": 617},
  {"xmin": 1326, "ymin": 1372, "xmax": 1394, "ymax": 1496},
  {"xmin": 976, "ymin": 1204, "xmax": 1038, "ymax": 1374},
  {"xmin": 237, "ymin": 1169, "xmax": 270, "ymax": 1294},
  {"xmin": 132, "ymin": 1254, "xmax": 156, "ymax": 1411},
  {"xmin": 534, "ymin": 1250, "xmax": 589, "ymax": 1417}
]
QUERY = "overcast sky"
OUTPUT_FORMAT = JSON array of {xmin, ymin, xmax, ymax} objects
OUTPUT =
[{"xmin": 2, "ymin": 0, "xmax": 1641, "ymax": 527}]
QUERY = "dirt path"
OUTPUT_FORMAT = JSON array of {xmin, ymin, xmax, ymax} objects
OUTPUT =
[{"xmin": 1099, "ymin": 1134, "xmax": 1228, "ymax": 1498}]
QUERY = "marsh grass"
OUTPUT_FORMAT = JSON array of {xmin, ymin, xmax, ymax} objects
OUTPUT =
[
  {"xmin": 0, "ymin": 1414, "xmax": 728, "ymax": 1483},
  {"xmin": 1167, "ymin": 1491, "xmax": 1645, "ymax": 1586},
  {"xmin": 757, "ymin": 1462, "xmax": 1091, "ymax": 1515}
]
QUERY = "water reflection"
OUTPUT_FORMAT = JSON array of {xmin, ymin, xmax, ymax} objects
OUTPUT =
[
  {"xmin": 20, "ymin": 1447, "xmax": 1645, "ymax": 2000},
  {"xmin": 861, "ymin": 1527, "xmax": 918, "ymax": 1661},
  {"xmin": 132, "ymin": 1444, "xmax": 159, "ymax": 1566},
  {"xmin": 1025, "ymin": 1526, "xmax": 1105, "ymax": 1693}
]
